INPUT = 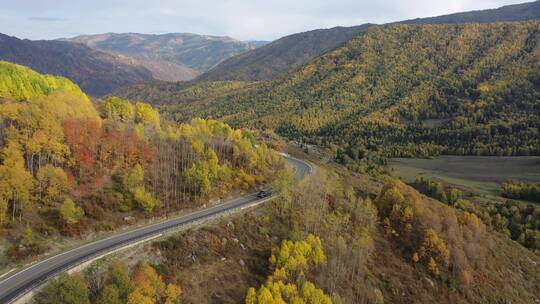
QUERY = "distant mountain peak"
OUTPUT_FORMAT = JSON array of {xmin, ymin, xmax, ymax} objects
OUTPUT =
[
  {"xmin": 198, "ymin": 1, "xmax": 540, "ymax": 82},
  {"xmin": 0, "ymin": 32, "xmax": 153, "ymax": 96},
  {"xmin": 62, "ymin": 32, "xmax": 269, "ymax": 82},
  {"xmin": 401, "ymin": 0, "xmax": 540, "ymax": 24}
]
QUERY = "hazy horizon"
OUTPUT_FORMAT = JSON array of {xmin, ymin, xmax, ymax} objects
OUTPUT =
[{"xmin": 0, "ymin": 0, "xmax": 531, "ymax": 41}]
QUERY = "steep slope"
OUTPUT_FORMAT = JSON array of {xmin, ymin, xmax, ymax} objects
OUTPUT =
[
  {"xmin": 196, "ymin": 24, "xmax": 373, "ymax": 81},
  {"xmin": 64, "ymin": 33, "xmax": 268, "ymax": 81},
  {"xmin": 402, "ymin": 0, "xmax": 540, "ymax": 24},
  {"xmin": 0, "ymin": 62, "xmax": 282, "ymax": 276},
  {"xmin": 113, "ymin": 80, "xmax": 252, "ymax": 106},
  {"xmin": 198, "ymin": 1, "xmax": 540, "ymax": 82},
  {"xmin": 35, "ymin": 164, "xmax": 540, "ymax": 304},
  {"xmin": 0, "ymin": 33, "xmax": 153, "ymax": 96},
  {"xmin": 0, "ymin": 61, "xmax": 88, "ymax": 101},
  {"xmin": 144, "ymin": 22, "xmax": 540, "ymax": 161}
]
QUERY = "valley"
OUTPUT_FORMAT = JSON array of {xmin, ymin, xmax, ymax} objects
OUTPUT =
[
  {"xmin": 390, "ymin": 156, "xmax": 540, "ymax": 196},
  {"xmin": 120, "ymin": 22, "xmax": 540, "ymax": 173},
  {"xmin": 0, "ymin": 1, "xmax": 540, "ymax": 304},
  {"xmin": 63, "ymin": 33, "xmax": 268, "ymax": 82},
  {"xmin": 0, "ymin": 34, "xmax": 154, "ymax": 96}
]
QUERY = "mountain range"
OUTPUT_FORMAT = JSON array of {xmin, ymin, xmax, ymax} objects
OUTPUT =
[
  {"xmin": 1, "ymin": 58, "xmax": 539, "ymax": 304},
  {"xmin": 197, "ymin": 0, "xmax": 540, "ymax": 81},
  {"xmin": 0, "ymin": 33, "xmax": 153, "ymax": 96},
  {"xmin": 1, "ymin": 1, "xmax": 540, "ymax": 96},
  {"xmin": 196, "ymin": 24, "xmax": 373, "ymax": 82},
  {"xmin": 62, "ymin": 33, "xmax": 268, "ymax": 81},
  {"xmin": 115, "ymin": 0, "xmax": 540, "ymax": 160},
  {"xmin": 121, "ymin": 21, "xmax": 540, "ymax": 163},
  {"xmin": 401, "ymin": 0, "xmax": 540, "ymax": 24},
  {"xmin": 1, "ymin": 2, "xmax": 540, "ymax": 304},
  {"xmin": 0, "ymin": 32, "xmax": 267, "ymax": 96}
]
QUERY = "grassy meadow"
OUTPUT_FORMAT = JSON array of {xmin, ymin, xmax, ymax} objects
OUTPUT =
[{"xmin": 389, "ymin": 156, "xmax": 540, "ymax": 196}]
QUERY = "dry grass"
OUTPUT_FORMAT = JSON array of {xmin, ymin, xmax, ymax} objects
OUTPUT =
[
  {"xmin": 45, "ymin": 149, "xmax": 540, "ymax": 304},
  {"xmin": 389, "ymin": 156, "xmax": 540, "ymax": 196}
]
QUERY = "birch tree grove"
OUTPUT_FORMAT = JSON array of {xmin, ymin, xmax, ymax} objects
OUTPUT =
[{"xmin": 0, "ymin": 62, "xmax": 283, "ymax": 259}]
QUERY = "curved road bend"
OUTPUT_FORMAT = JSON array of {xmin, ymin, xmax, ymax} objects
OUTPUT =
[{"xmin": 0, "ymin": 156, "xmax": 312, "ymax": 304}]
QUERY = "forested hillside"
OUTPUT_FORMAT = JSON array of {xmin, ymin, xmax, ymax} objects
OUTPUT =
[
  {"xmin": 196, "ymin": 1, "xmax": 540, "ymax": 82},
  {"xmin": 113, "ymin": 80, "xmax": 253, "ymax": 106},
  {"xmin": 402, "ymin": 0, "xmax": 540, "ymax": 24},
  {"xmin": 0, "ymin": 61, "xmax": 88, "ymax": 101},
  {"xmin": 0, "ymin": 62, "xmax": 281, "ymax": 265},
  {"xmin": 64, "ymin": 33, "xmax": 267, "ymax": 81},
  {"xmin": 0, "ymin": 33, "xmax": 154, "ymax": 96},
  {"xmin": 40, "ymin": 165, "xmax": 540, "ymax": 304},
  {"xmin": 130, "ymin": 22, "xmax": 540, "ymax": 172},
  {"xmin": 196, "ymin": 25, "xmax": 373, "ymax": 81},
  {"xmin": 36, "ymin": 261, "xmax": 182, "ymax": 304}
]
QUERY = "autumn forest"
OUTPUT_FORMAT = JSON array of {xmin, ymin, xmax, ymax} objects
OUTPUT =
[{"xmin": 1, "ymin": 2, "xmax": 540, "ymax": 304}]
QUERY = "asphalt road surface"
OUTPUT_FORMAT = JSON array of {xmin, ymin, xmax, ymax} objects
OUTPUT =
[{"xmin": 0, "ymin": 155, "xmax": 312, "ymax": 304}]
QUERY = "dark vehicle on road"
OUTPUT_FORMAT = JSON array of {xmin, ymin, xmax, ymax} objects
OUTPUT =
[{"xmin": 257, "ymin": 190, "xmax": 272, "ymax": 198}]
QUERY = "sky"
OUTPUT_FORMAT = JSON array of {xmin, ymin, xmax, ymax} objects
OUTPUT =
[{"xmin": 0, "ymin": 0, "xmax": 529, "ymax": 41}]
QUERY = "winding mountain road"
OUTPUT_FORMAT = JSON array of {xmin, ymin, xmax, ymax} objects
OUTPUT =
[{"xmin": 0, "ymin": 155, "xmax": 312, "ymax": 304}]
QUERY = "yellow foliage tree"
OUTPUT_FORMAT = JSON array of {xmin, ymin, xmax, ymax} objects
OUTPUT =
[
  {"xmin": 0, "ymin": 141, "xmax": 33, "ymax": 223},
  {"xmin": 246, "ymin": 234, "xmax": 332, "ymax": 304},
  {"xmin": 59, "ymin": 198, "xmax": 84, "ymax": 225},
  {"xmin": 417, "ymin": 228, "xmax": 450, "ymax": 275},
  {"xmin": 269, "ymin": 234, "xmax": 326, "ymax": 277},
  {"xmin": 128, "ymin": 263, "xmax": 182, "ymax": 304},
  {"xmin": 164, "ymin": 284, "xmax": 182, "ymax": 304},
  {"xmin": 36, "ymin": 164, "xmax": 69, "ymax": 205},
  {"xmin": 135, "ymin": 102, "xmax": 160, "ymax": 126}
]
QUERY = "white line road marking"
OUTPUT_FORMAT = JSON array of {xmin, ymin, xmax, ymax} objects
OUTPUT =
[{"xmin": 0, "ymin": 155, "xmax": 312, "ymax": 304}]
